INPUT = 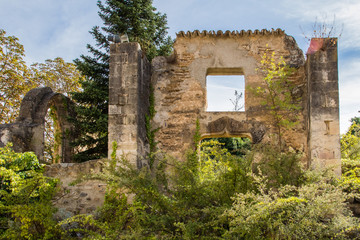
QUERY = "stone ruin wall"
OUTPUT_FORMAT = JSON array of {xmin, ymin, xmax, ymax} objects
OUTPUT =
[
  {"xmin": 108, "ymin": 43, "xmax": 151, "ymax": 167},
  {"xmin": 307, "ymin": 38, "xmax": 340, "ymax": 173},
  {"xmin": 109, "ymin": 29, "xmax": 341, "ymax": 172},
  {"xmin": 0, "ymin": 29, "xmax": 340, "ymax": 216},
  {"xmin": 44, "ymin": 160, "xmax": 106, "ymax": 217},
  {"xmin": 151, "ymin": 29, "xmax": 308, "ymax": 160}
]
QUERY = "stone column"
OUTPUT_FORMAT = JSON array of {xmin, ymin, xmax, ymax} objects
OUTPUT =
[
  {"xmin": 307, "ymin": 38, "xmax": 341, "ymax": 175},
  {"xmin": 108, "ymin": 42, "xmax": 151, "ymax": 168}
]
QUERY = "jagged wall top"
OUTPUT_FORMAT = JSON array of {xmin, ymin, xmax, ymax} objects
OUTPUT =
[{"xmin": 176, "ymin": 28, "xmax": 285, "ymax": 38}]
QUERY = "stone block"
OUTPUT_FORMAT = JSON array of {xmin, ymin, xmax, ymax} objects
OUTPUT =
[
  {"xmin": 109, "ymin": 105, "xmax": 122, "ymax": 114},
  {"xmin": 108, "ymin": 88, "xmax": 119, "ymax": 105},
  {"xmin": 119, "ymin": 94, "xmax": 128, "ymax": 106}
]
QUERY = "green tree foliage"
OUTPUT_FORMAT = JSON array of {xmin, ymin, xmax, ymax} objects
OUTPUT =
[
  {"xmin": 341, "ymin": 117, "xmax": 360, "ymax": 160},
  {"xmin": 0, "ymin": 29, "xmax": 83, "ymax": 163},
  {"xmin": 0, "ymin": 29, "xmax": 34, "ymax": 124},
  {"xmin": 30, "ymin": 57, "xmax": 83, "ymax": 96},
  {"xmin": 340, "ymin": 118, "xmax": 360, "ymax": 199},
  {"xmin": 71, "ymin": 0, "xmax": 173, "ymax": 162},
  {"xmin": 251, "ymin": 49, "xmax": 301, "ymax": 149},
  {"xmin": 340, "ymin": 159, "xmax": 360, "ymax": 198},
  {"xmin": 53, "ymin": 138, "xmax": 360, "ymax": 239},
  {"xmin": 202, "ymin": 137, "xmax": 251, "ymax": 156},
  {"xmin": 199, "ymin": 140, "xmax": 232, "ymax": 182},
  {"xmin": 1, "ymin": 120, "xmax": 360, "ymax": 239},
  {"xmin": 74, "ymin": 141, "xmax": 254, "ymax": 238},
  {"xmin": 251, "ymin": 143, "xmax": 304, "ymax": 189},
  {"xmin": 224, "ymin": 173, "xmax": 356, "ymax": 240},
  {"xmin": 350, "ymin": 116, "xmax": 360, "ymax": 126},
  {"xmin": 0, "ymin": 144, "xmax": 58, "ymax": 239},
  {"xmin": 0, "ymin": 29, "xmax": 83, "ymax": 125}
]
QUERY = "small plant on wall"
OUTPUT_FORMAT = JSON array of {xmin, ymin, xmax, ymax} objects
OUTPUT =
[{"xmin": 250, "ymin": 48, "xmax": 301, "ymax": 150}]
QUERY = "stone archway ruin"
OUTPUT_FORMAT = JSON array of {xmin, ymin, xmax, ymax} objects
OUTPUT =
[
  {"xmin": 204, "ymin": 117, "xmax": 266, "ymax": 144},
  {"xmin": 0, "ymin": 87, "xmax": 76, "ymax": 163}
]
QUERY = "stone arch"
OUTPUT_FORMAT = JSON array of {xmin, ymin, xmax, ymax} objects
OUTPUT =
[
  {"xmin": 0, "ymin": 87, "xmax": 76, "ymax": 163},
  {"xmin": 203, "ymin": 117, "xmax": 266, "ymax": 144}
]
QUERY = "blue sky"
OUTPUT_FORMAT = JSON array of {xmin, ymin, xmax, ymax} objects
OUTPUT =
[
  {"xmin": 207, "ymin": 75, "xmax": 245, "ymax": 112},
  {"xmin": 0, "ymin": 0, "xmax": 359, "ymax": 133}
]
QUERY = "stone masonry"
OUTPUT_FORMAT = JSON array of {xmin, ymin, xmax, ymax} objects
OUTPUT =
[
  {"xmin": 109, "ymin": 29, "xmax": 340, "ymax": 172},
  {"xmin": 108, "ymin": 43, "xmax": 151, "ymax": 168},
  {"xmin": 44, "ymin": 159, "xmax": 106, "ymax": 216},
  {"xmin": 307, "ymin": 38, "xmax": 341, "ymax": 174}
]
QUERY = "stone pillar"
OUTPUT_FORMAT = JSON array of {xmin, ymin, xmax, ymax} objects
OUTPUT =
[
  {"xmin": 108, "ymin": 42, "xmax": 151, "ymax": 168},
  {"xmin": 307, "ymin": 38, "xmax": 341, "ymax": 175}
]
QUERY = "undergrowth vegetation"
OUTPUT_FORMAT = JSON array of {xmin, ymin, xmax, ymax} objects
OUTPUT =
[
  {"xmin": 0, "ymin": 144, "xmax": 58, "ymax": 239},
  {"xmin": 2, "ymin": 132, "xmax": 360, "ymax": 239},
  {"xmin": 47, "ymin": 138, "xmax": 359, "ymax": 239}
]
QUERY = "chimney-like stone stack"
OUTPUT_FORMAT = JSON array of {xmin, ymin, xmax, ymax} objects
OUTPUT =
[{"xmin": 307, "ymin": 38, "xmax": 341, "ymax": 174}]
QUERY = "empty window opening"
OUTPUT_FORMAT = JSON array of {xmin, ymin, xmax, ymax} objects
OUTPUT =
[
  {"xmin": 44, "ymin": 107, "xmax": 61, "ymax": 164},
  {"xmin": 206, "ymin": 75, "xmax": 245, "ymax": 112}
]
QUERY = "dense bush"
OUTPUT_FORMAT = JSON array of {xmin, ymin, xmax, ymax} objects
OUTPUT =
[
  {"xmin": 224, "ymin": 172, "xmax": 357, "ymax": 239},
  {"xmin": 2, "ymin": 136, "xmax": 360, "ymax": 239},
  {"xmin": 0, "ymin": 144, "xmax": 58, "ymax": 239},
  {"xmin": 201, "ymin": 137, "xmax": 252, "ymax": 156},
  {"xmin": 54, "ymin": 140, "xmax": 359, "ymax": 239},
  {"xmin": 342, "ymin": 122, "xmax": 360, "ymax": 160}
]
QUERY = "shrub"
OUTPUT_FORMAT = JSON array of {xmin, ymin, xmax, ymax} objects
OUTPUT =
[
  {"xmin": 48, "ymin": 141, "xmax": 360, "ymax": 239},
  {"xmin": 0, "ymin": 144, "xmax": 58, "ymax": 239},
  {"xmin": 250, "ymin": 143, "xmax": 305, "ymax": 190},
  {"xmin": 224, "ymin": 173, "xmax": 359, "ymax": 240}
]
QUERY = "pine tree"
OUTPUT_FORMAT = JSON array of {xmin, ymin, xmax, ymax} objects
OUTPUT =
[{"xmin": 71, "ymin": 0, "xmax": 173, "ymax": 161}]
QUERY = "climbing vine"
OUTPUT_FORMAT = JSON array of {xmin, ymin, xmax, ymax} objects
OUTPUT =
[
  {"xmin": 145, "ymin": 84, "xmax": 159, "ymax": 168},
  {"xmin": 193, "ymin": 118, "xmax": 201, "ymax": 150},
  {"xmin": 44, "ymin": 105, "xmax": 62, "ymax": 163}
]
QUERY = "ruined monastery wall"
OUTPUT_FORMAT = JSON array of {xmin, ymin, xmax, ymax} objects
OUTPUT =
[
  {"xmin": 108, "ymin": 30, "xmax": 340, "ymax": 170},
  {"xmin": 151, "ymin": 30, "xmax": 307, "ymax": 160}
]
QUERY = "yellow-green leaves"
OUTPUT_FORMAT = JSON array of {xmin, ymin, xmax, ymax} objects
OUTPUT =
[
  {"xmin": 0, "ymin": 29, "xmax": 84, "ymax": 125},
  {"xmin": 199, "ymin": 140, "xmax": 231, "ymax": 182},
  {"xmin": 250, "ymin": 49, "xmax": 301, "ymax": 149},
  {"xmin": 0, "ymin": 144, "xmax": 58, "ymax": 238},
  {"xmin": 341, "ymin": 121, "xmax": 360, "ymax": 160},
  {"xmin": 30, "ymin": 57, "xmax": 83, "ymax": 96},
  {"xmin": 0, "ymin": 29, "xmax": 35, "ymax": 124}
]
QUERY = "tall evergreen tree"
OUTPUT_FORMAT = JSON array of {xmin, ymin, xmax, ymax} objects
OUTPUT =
[{"xmin": 71, "ymin": 0, "xmax": 173, "ymax": 161}]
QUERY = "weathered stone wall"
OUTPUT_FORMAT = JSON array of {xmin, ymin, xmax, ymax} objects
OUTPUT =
[
  {"xmin": 44, "ymin": 159, "xmax": 106, "ymax": 216},
  {"xmin": 307, "ymin": 38, "xmax": 340, "ymax": 174},
  {"xmin": 108, "ymin": 43, "xmax": 151, "ymax": 167},
  {"xmin": 108, "ymin": 30, "xmax": 340, "ymax": 170},
  {"xmin": 151, "ymin": 30, "xmax": 308, "ymax": 160},
  {"xmin": 0, "ymin": 87, "xmax": 76, "ymax": 163}
]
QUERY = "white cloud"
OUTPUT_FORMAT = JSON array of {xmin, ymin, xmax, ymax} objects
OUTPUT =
[
  {"xmin": 207, "ymin": 76, "xmax": 245, "ymax": 111},
  {"xmin": 339, "ymin": 59, "xmax": 360, "ymax": 133},
  {"xmin": 0, "ymin": 0, "xmax": 100, "ymax": 63},
  {"xmin": 276, "ymin": 0, "xmax": 360, "ymax": 50}
]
